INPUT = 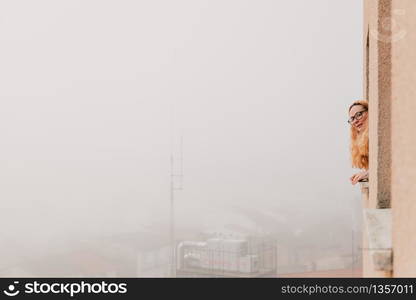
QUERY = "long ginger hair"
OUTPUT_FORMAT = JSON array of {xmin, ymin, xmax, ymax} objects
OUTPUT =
[{"xmin": 349, "ymin": 100, "xmax": 369, "ymax": 170}]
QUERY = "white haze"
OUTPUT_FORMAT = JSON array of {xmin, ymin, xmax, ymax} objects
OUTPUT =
[{"xmin": 0, "ymin": 0, "xmax": 362, "ymax": 276}]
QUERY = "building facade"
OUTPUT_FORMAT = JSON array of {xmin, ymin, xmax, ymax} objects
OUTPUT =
[{"xmin": 363, "ymin": 0, "xmax": 416, "ymax": 277}]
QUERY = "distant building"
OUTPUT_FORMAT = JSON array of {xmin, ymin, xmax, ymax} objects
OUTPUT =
[{"xmin": 175, "ymin": 236, "xmax": 277, "ymax": 277}]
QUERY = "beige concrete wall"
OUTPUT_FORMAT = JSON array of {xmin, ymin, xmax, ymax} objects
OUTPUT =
[
  {"xmin": 365, "ymin": 0, "xmax": 416, "ymax": 277},
  {"xmin": 362, "ymin": 0, "xmax": 393, "ymax": 278},
  {"xmin": 361, "ymin": 183, "xmax": 391, "ymax": 277},
  {"xmin": 361, "ymin": 184, "xmax": 372, "ymax": 277},
  {"xmin": 366, "ymin": 0, "xmax": 392, "ymax": 210},
  {"xmin": 390, "ymin": 0, "xmax": 416, "ymax": 277},
  {"xmin": 364, "ymin": 0, "xmax": 378, "ymax": 210}
]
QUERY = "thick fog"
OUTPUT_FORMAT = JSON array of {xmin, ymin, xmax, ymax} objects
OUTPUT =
[{"xmin": 0, "ymin": 0, "xmax": 363, "ymax": 276}]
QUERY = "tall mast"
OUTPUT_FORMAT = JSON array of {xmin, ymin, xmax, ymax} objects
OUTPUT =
[{"xmin": 169, "ymin": 106, "xmax": 183, "ymax": 277}]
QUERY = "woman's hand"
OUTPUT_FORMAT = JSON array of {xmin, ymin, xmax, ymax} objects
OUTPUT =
[{"xmin": 350, "ymin": 171, "xmax": 369, "ymax": 185}]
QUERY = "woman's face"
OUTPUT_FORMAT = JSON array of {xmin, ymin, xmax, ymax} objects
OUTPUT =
[{"xmin": 349, "ymin": 105, "xmax": 368, "ymax": 132}]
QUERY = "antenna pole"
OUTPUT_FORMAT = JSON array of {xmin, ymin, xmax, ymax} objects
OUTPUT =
[{"xmin": 169, "ymin": 105, "xmax": 183, "ymax": 278}]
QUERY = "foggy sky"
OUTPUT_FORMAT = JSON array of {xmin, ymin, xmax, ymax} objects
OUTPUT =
[{"xmin": 0, "ymin": 0, "xmax": 362, "ymax": 258}]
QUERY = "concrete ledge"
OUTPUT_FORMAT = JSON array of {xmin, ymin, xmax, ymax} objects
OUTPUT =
[
  {"xmin": 360, "ymin": 181, "xmax": 369, "ymax": 189},
  {"xmin": 360, "ymin": 181, "xmax": 370, "ymax": 208},
  {"xmin": 363, "ymin": 208, "xmax": 392, "ymax": 271}
]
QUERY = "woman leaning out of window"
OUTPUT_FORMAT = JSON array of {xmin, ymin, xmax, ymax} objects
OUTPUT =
[{"xmin": 348, "ymin": 100, "xmax": 369, "ymax": 185}]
